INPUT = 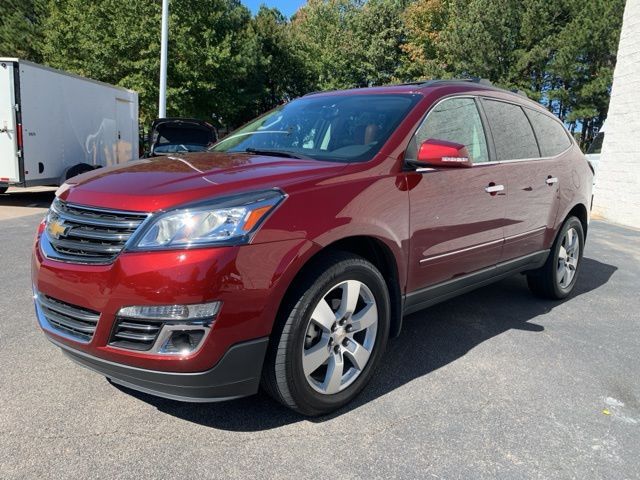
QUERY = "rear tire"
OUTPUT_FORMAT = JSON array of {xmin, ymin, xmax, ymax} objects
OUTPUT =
[
  {"xmin": 262, "ymin": 252, "xmax": 390, "ymax": 416},
  {"xmin": 527, "ymin": 216, "xmax": 584, "ymax": 299}
]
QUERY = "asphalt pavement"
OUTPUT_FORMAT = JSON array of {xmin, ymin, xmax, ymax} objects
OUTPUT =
[{"xmin": 0, "ymin": 203, "xmax": 638, "ymax": 479}]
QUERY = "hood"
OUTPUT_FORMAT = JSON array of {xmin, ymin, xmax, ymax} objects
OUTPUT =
[{"xmin": 58, "ymin": 152, "xmax": 347, "ymax": 212}]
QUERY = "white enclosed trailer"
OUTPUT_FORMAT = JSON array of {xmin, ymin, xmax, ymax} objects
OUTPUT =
[{"xmin": 0, "ymin": 58, "xmax": 138, "ymax": 192}]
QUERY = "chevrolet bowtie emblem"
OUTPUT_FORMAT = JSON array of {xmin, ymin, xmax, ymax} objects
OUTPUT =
[{"xmin": 47, "ymin": 219, "xmax": 69, "ymax": 239}]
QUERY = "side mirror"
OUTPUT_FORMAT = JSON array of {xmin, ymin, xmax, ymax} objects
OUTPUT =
[{"xmin": 409, "ymin": 139, "xmax": 473, "ymax": 169}]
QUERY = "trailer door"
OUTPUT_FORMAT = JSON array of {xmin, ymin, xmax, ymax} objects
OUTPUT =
[
  {"xmin": 0, "ymin": 62, "xmax": 20, "ymax": 183},
  {"xmin": 116, "ymin": 98, "xmax": 134, "ymax": 163}
]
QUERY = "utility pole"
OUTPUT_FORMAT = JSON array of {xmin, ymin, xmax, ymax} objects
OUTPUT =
[{"xmin": 158, "ymin": 0, "xmax": 169, "ymax": 118}]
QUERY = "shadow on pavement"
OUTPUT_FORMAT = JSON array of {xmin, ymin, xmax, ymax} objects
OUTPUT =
[
  {"xmin": 116, "ymin": 257, "xmax": 617, "ymax": 431},
  {"xmin": 0, "ymin": 188, "xmax": 56, "ymax": 207}
]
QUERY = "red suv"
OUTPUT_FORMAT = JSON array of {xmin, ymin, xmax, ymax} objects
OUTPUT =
[{"xmin": 32, "ymin": 80, "xmax": 593, "ymax": 415}]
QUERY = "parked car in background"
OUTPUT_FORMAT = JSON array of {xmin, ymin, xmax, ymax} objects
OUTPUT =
[
  {"xmin": 0, "ymin": 58, "xmax": 138, "ymax": 194},
  {"xmin": 32, "ymin": 79, "xmax": 593, "ymax": 416},
  {"xmin": 147, "ymin": 118, "xmax": 217, "ymax": 156}
]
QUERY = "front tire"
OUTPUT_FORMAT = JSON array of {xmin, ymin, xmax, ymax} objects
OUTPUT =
[
  {"xmin": 262, "ymin": 252, "xmax": 390, "ymax": 416},
  {"xmin": 527, "ymin": 216, "xmax": 584, "ymax": 299}
]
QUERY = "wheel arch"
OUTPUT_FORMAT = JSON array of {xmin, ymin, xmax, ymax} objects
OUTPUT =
[
  {"xmin": 272, "ymin": 235, "xmax": 404, "ymax": 341},
  {"xmin": 565, "ymin": 203, "xmax": 589, "ymax": 240}
]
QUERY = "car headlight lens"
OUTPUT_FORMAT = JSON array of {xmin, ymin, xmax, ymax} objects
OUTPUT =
[{"xmin": 129, "ymin": 189, "xmax": 284, "ymax": 250}]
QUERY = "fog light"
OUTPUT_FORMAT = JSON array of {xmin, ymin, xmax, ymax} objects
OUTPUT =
[
  {"xmin": 115, "ymin": 302, "xmax": 220, "ymax": 356},
  {"xmin": 160, "ymin": 330, "xmax": 206, "ymax": 355}
]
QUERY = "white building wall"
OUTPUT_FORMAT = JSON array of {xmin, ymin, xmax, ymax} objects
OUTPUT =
[{"xmin": 593, "ymin": 0, "xmax": 640, "ymax": 227}]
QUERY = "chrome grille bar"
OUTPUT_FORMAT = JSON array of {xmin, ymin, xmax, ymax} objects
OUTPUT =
[
  {"xmin": 110, "ymin": 318, "xmax": 163, "ymax": 351},
  {"xmin": 38, "ymin": 295, "xmax": 100, "ymax": 323},
  {"xmin": 36, "ymin": 293, "xmax": 100, "ymax": 342},
  {"xmin": 44, "ymin": 199, "xmax": 149, "ymax": 264},
  {"xmin": 51, "ymin": 201, "xmax": 146, "ymax": 228}
]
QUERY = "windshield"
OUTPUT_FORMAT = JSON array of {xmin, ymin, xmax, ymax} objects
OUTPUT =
[
  {"xmin": 211, "ymin": 94, "xmax": 421, "ymax": 162},
  {"xmin": 153, "ymin": 124, "xmax": 214, "ymax": 154}
]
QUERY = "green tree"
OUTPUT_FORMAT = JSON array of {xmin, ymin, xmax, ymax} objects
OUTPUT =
[
  {"xmin": 0, "ymin": 0, "xmax": 47, "ymax": 62},
  {"xmin": 42, "ymin": 0, "xmax": 160, "ymax": 123},
  {"xmin": 439, "ymin": 0, "xmax": 522, "ymax": 82},
  {"xmin": 399, "ymin": 0, "xmax": 448, "ymax": 80},
  {"xmin": 399, "ymin": 0, "xmax": 624, "ymax": 146},
  {"xmin": 351, "ymin": 0, "xmax": 407, "ymax": 85},
  {"xmin": 291, "ymin": 0, "xmax": 409, "ymax": 89},
  {"xmin": 250, "ymin": 6, "xmax": 313, "ymax": 112},
  {"xmin": 290, "ymin": 0, "xmax": 364, "ymax": 90},
  {"xmin": 42, "ymin": 0, "xmax": 257, "ymax": 125},
  {"xmin": 547, "ymin": 0, "xmax": 624, "ymax": 145}
]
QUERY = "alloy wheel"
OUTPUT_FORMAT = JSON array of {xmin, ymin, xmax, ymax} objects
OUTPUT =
[
  {"xmin": 557, "ymin": 227, "xmax": 580, "ymax": 289},
  {"xmin": 302, "ymin": 280, "xmax": 378, "ymax": 395}
]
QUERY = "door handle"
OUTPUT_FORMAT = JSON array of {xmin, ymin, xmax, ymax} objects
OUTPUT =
[
  {"xmin": 485, "ymin": 183, "xmax": 505, "ymax": 194},
  {"xmin": 546, "ymin": 176, "xmax": 558, "ymax": 185}
]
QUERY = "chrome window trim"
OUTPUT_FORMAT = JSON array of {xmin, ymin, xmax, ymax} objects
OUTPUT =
[
  {"xmin": 405, "ymin": 92, "xmax": 574, "ymax": 170},
  {"xmin": 479, "ymin": 96, "xmax": 575, "ymax": 160},
  {"xmin": 405, "ymin": 94, "xmax": 493, "ymax": 165}
]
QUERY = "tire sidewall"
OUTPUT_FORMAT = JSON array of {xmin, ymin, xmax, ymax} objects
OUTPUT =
[
  {"xmin": 284, "ymin": 259, "xmax": 390, "ymax": 414},
  {"xmin": 552, "ymin": 217, "xmax": 585, "ymax": 298}
]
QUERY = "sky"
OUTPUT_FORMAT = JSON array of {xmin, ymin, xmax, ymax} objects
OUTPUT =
[{"xmin": 242, "ymin": 0, "xmax": 305, "ymax": 18}]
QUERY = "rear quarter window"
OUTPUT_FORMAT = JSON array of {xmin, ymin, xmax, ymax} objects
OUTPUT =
[
  {"xmin": 482, "ymin": 99, "xmax": 540, "ymax": 161},
  {"xmin": 526, "ymin": 109, "xmax": 573, "ymax": 157}
]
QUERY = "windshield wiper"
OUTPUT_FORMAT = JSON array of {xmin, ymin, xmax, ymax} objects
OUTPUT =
[{"xmin": 244, "ymin": 148, "xmax": 312, "ymax": 160}]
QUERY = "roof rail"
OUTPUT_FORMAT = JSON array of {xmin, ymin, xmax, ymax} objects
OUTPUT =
[
  {"xmin": 302, "ymin": 78, "xmax": 529, "ymax": 99},
  {"xmin": 511, "ymin": 88, "xmax": 528, "ymax": 98},
  {"xmin": 303, "ymin": 90, "xmax": 330, "ymax": 96},
  {"xmin": 421, "ymin": 78, "xmax": 530, "ymax": 99}
]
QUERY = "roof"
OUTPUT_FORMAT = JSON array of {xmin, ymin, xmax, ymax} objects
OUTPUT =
[{"xmin": 304, "ymin": 78, "xmax": 535, "ymax": 105}]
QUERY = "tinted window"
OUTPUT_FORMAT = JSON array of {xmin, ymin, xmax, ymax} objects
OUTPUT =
[
  {"xmin": 483, "ymin": 100, "xmax": 539, "ymax": 160},
  {"xmin": 211, "ymin": 94, "xmax": 420, "ymax": 163},
  {"xmin": 407, "ymin": 97, "xmax": 489, "ymax": 163},
  {"xmin": 526, "ymin": 109, "xmax": 572, "ymax": 156},
  {"xmin": 587, "ymin": 131, "xmax": 604, "ymax": 155}
]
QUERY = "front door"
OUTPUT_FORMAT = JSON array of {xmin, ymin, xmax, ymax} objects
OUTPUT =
[{"xmin": 406, "ymin": 97, "xmax": 506, "ymax": 293}]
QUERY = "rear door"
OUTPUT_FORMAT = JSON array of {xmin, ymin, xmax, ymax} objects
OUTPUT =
[
  {"xmin": 406, "ymin": 96, "xmax": 506, "ymax": 293},
  {"xmin": 481, "ymin": 98, "xmax": 559, "ymax": 260},
  {"xmin": 0, "ymin": 62, "xmax": 20, "ymax": 183}
]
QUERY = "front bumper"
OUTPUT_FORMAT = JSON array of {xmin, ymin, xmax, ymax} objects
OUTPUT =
[
  {"xmin": 32, "ymin": 234, "xmax": 310, "ymax": 373},
  {"xmin": 48, "ymin": 334, "xmax": 269, "ymax": 402}
]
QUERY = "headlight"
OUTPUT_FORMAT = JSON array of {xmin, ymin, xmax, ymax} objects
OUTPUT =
[{"xmin": 128, "ymin": 189, "xmax": 285, "ymax": 250}]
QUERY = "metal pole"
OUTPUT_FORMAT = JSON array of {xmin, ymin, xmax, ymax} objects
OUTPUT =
[{"xmin": 158, "ymin": 0, "xmax": 169, "ymax": 118}]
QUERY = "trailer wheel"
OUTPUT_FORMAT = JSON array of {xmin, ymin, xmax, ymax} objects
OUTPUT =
[{"xmin": 62, "ymin": 163, "xmax": 96, "ymax": 182}]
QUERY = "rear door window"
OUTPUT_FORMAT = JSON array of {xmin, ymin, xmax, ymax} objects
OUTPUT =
[
  {"xmin": 407, "ymin": 97, "xmax": 489, "ymax": 163},
  {"xmin": 526, "ymin": 109, "xmax": 573, "ymax": 157},
  {"xmin": 482, "ymin": 99, "xmax": 539, "ymax": 160}
]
